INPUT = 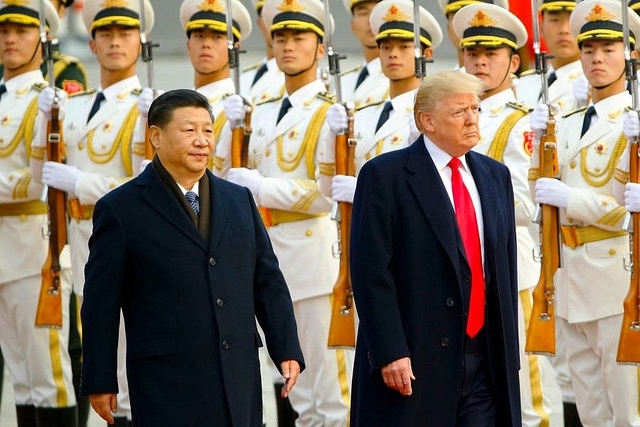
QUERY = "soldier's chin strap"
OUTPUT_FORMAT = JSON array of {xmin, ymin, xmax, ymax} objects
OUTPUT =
[
  {"xmin": 483, "ymin": 51, "xmax": 514, "ymax": 95},
  {"xmin": 10, "ymin": 39, "xmax": 42, "ymax": 75},
  {"xmin": 593, "ymin": 69, "xmax": 627, "ymax": 91}
]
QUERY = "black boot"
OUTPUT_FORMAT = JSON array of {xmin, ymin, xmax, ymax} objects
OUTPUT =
[
  {"xmin": 274, "ymin": 382, "xmax": 297, "ymax": 427},
  {"xmin": 35, "ymin": 406, "xmax": 79, "ymax": 427},
  {"xmin": 16, "ymin": 405, "xmax": 37, "ymax": 427},
  {"xmin": 69, "ymin": 293, "xmax": 90, "ymax": 427},
  {"xmin": 109, "ymin": 416, "xmax": 133, "ymax": 426},
  {"xmin": 563, "ymin": 401, "xmax": 583, "ymax": 427}
]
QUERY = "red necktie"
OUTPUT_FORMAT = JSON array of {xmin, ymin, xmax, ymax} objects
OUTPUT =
[{"xmin": 449, "ymin": 157, "xmax": 484, "ymax": 338}]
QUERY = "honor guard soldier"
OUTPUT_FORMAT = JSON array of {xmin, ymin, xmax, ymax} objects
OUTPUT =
[
  {"xmin": 31, "ymin": 0, "xmax": 154, "ymax": 425},
  {"xmin": 438, "ymin": 0, "xmax": 509, "ymax": 71},
  {"xmin": 529, "ymin": 1, "xmax": 640, "ymax": 425},
  {"xmin": 516, "ymin": 0, "xmax": 584, "ymax": 118},
  {"xmin": 239, "ymin": 0, "xmax": 285, "ymax": 105},
  {"xmin": 320, "ymin": 0, "xmax": 441, "ymax": 204},
  {"xmin": 178, "ymin": 0, "xmax": 252, "ymax": 171},
  {"xmin": 220, "ymin": 0, "xmax": 352, "ymax": 424},
  {"xmin": 0, "ymin": 0, "xmax": 79, "ymax": 425},
  {"xmin": 454, "ymin": 4, "xmax": 565, "ymax": 426},
  {"xmin": 338, "ymin": 0, "xmax": 389, "ymax": 110}
]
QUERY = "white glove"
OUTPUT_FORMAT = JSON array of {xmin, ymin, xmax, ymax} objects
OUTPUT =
[
  {"xmin": 529, "ymin": 103, "xmax": 558, "ymax": 139},
  {"xmin": 139, "ymin": 159, "xmax": 152, "ymax": 175},
  {"xmin": 572, "ymin": 74, "xmax": 590, "ymax": 106},
  {"xmin": 625, "ymin": 182, "xmax": 640, "ymax": 212},
  {"xmin": 138, "ymin": 88, "xmax": 164, "ymax": 119},
  {"xmin": 227, "ymin": 167, "xmax": 263, "ymax": 197},
  {"xmin": 535, "ymin": 177, "xmax": 571, "ymax": 208},
  {"xmin": 38, "ymin": 87, "xmax": 67, "ymax": 121},
  {"xmin": 326, "ymin": 103, "xmax": 348, "ymax": 135},
  {"xmin": 623, "ymin": 110, "xmax": 640, "ymax": 142},
  {"xmin": 332, "ymin": 174, "xmax": 357, "ymax": 203},
  {"xmin": 42, "ymin": 161, "xmax": 80, "ymax": 197},
  {"xmin": 224, "ymin": 94, "xmax": 247, "ymax": 125}
]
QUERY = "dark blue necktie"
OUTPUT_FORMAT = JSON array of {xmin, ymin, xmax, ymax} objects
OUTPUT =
[
  {"xmin": 0, "ymin": 84, "xmax": 7, "ymax": 101},
  {"xmin": 87, "ymin": 92, "xmax": 105, "ymax": 123},
  {"xmin": 375, "ymin": 101, "xmax": 393, "ymax": 132},
  {"xmin": 251, "ymin": 62, "xmax": 268, "ymax": 87},
  {"xmin": 276, "ymin": 98, "xmax": 292, "ymax": 124},
  {"xmin": 580, "ymin": 105, "xmax": 596, "ymax": 138},
  {"xmin": 355, "ymin": 66, "xmax": 369, "ymax": 90},
  {"xmin": 185, "ymin": 191, "xmax": 199, "ymax": 216},
  {"xmin": 547, "ymin": 71, "xmax": 557, "ymax": 87}
]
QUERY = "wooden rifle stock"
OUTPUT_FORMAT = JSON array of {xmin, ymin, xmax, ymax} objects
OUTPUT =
[
  {"xmin": 231, "ymin": 105, "xmax": 252, "ymax": 168},
  {"xmin": 525, "ymin": 111, "xmax": 559, "ymax": 355},
  {"xmin": 36, "ymin": 103, "xmax": 65, "ymax": 328},
  {"xmin": 328, "ymin": 108, "xmax": 356, "ymax": 349},
  {"xmin": 617, "ymin": 139, "xmax": 640, "ymax": 364}
]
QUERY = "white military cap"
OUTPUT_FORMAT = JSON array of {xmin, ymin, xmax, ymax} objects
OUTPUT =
[
  {"xmin": 262, "ymin": 0, "xmax": 334, "ymax": 39},
  {"xmin": 82, "ymin": 0, "xmax": 154, "ymax": 35},
  {"xmin": 570, "ymin": 0, "xmax": 640, "ymax": 47},
  {"xmin": 453, "ymin": 3, "xmax": 527, "ymax": 50},
  {"xmin": 369, "ymin": 0, "xmax": 443, "ymax": 49},
  {"xmin": 342, "ymin": 0, "xmax": 381, "ymax": 13},
  {"xmin": 438, "ymin": 0, "xmax": 509, "ymax": 17},
  {"xmin": 180, "ymin": 0, "xmax": 252, "ymax": 41},
  {"xmin": 251, "ymin": 0, "xmax": 266, "ymax": 15},
  {"xmin": 539, "ymin": 0, "xmax": 576, "ymax": 13},
  {"xmin": 632, "ymin": 0, "xmax": 640, "ymax": 14},
  {"xmin": 0, "ymin": 0, "xmax": 59, "ymax": 34}
]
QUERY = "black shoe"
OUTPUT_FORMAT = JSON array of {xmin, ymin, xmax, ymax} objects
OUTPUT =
[
  {"xmin": 16, "ymin": 405, "xmax": 36, "ymax": 427},
  {"xmin": 109, "ymin": 416, "xmax": 134, "ymax": 427},
  {"xmin": 563, "ymin": 401, "xmax": 583, "ymax": 427},
  {"xmin": 35, "ymin": 406, "xmax": 79, "ymax": 427}
]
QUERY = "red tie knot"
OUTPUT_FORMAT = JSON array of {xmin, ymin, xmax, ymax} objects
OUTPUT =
[{"xmin": 448, "ymin": 157, "xmax": 461, "ymax": 171}]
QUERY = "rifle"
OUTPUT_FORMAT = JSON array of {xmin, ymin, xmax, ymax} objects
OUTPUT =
[
  {"xmin": 413, "ymin": 0, "xmax": 427, "ymax": 80},
  {"xmin": 36, "ymin": 0, "xmax": 64, "ymax": 328},
  {"xmin": 139, "ymin": 0, "xmax": 158, "ymax": 160},
  {"xmin": 226, "ymin": 0, "xmax": 252, "ymax": 168},
  {"xmin": 617, "ymin": 0, "xmax": 640, "ymax": 365},
  {"xmin": 324, "ymin": 0, "xmax": 356, "ymax": 349},
  {"xmin": 525, "ymin": 0, "xmax": 559, "ymax": 355}
]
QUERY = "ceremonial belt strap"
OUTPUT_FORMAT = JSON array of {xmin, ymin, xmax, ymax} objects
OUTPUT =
[
  {"xmin": 0, "ymin": 200, "xmax": 47, "ymax": 216},
  {"xmin": 560, "ymin": 225, "xmax": 627, "ymax": 249},
  {"xmin": 67, "ymin": 199, "xmax": 94, "ymax": 221},
  {"xmin": 258, "ymin": 206, "xmax": 325, "ymax": 227}
]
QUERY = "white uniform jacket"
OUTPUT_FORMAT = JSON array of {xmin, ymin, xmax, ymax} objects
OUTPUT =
[{"xmin": 340, "ymin": 58, "xmax": 389, "ymax": 110}]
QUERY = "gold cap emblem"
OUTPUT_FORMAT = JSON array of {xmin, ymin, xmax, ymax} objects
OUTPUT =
[
  {"xmin": 383, "ymin": 4, "xmax": 410, "ymax": 22},
  {"xmin": 468, "ymin": 10, "xmax": 498, "ymax": 27},
  {"xmin": 277, "ymin": 0, "xmax": 304, "ymax": 12},
  {"xmin": 586, "ymin": 3, "xmax": 616, "ymax": 22},
  {"xmin": 198, "ymin": 0, "xmax": 225, "ymax": 13},
  {"xmin": 2, "ymin": 0, "xmax": 29, "ymax": 6}
]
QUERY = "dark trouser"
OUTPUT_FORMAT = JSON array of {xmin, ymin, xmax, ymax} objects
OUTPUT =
[
  {"xmin": 457, "ymin": 332, "xmax": 496, "ymax": 427},
  {"xmin": 69, "ymin": 292, "xmax": 90, "ymax": 427}
]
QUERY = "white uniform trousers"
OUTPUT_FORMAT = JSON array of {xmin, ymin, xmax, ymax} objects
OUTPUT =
[
  {"xmin": 519, "ymin": 289, "xmax": 564, "ymax": 427},
  {"xmin": 561, "ymin": 315, "xmax": 640, "ymax": 426},
  {"xmin": 0, "ymin": 272, "xmax": 75, "ymax": 407},
  {"xmin": 288, "ymin": 295, "xmax": 352, "ymax": 427}
]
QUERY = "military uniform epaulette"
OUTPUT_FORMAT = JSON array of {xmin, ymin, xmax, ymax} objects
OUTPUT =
[
  {"xmin": 339, "ymin": 65, "xmax": 361, "ymax": 77},
  {"xmin": 562, "ymin": 105, "xmax": 588, "ymax": 119},
  {"xmin": 222, "ymin": 92, "xmax": 235, "ymax": 99},
  {"xmin": 518, "ymin": 69, "xmax": 537, "ymax": 77},
  {"xmin": 506, "ymin": 101, "xmax": 533, "ymax": 113},
  {"xmin": 256, "ymin": 93, "xmax": 283, "ymax": 106},
  {"xmin": 69, "ymin": 88, "xmax": 97, "ymax": 98},
  {"xmin": 355, "ymin": 99, "xmax": 385, "ymax": 112},
  {"xmin": 316, "ymin": 91, "xmax": 336, "ymax": 103},
  {"xmin": 32, "ymin": 82, "xmax": 48, "ymax": 91},
  {"xmin": 132, "ymin": 88, "xmax": 143, "ymax": 96},
  {"xmin": 242, "ymin": 62, "xmax": 262, "ymax": 72}
]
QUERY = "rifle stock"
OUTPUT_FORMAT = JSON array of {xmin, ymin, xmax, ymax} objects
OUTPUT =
[
  {"xmin": 36, "ymin": 104, "xmax": 65, "ymax": 328},
  {"xmin": 617, "ymin": 139, "xmax": 640, "ymax": 365},
  {"xmin": 327, "ymin": 109, "xmax": 356, "ymax": 349},
  {"xmin": 525, "ymin": 112, "xmax": 559, "ymax": 355},
  {"xmin": 231, "ymin": 105, "xmax": 252, "ymax": 168}
]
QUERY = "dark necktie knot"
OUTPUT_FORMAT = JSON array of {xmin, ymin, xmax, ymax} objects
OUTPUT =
[
  {"xmin": 355, "ymin": 66, "xmax": 369, "ymax": 90},
  {"xmin": 277, "ymin": 98, "xmax": 292, "ymax": 124},
  {"xmin": 0, "ymin": 84, "xmax": 7, "ymax": 101},
  {"xmin": 251, "ymin": 62, "xmax": 269, "ymax": 87},
  {"xmin": 547, "ymin": 71, "xmax": 557, "ymax": 87},
  {"xmin": 580, "ymin": 105, "xmax": 596, "ymax": 138},
  {"xmin": 87, "ymin": 92, "xmax": 105, "ymax": 123},
  {"xmin": 375, "ymin": 101, "xmax": 393, "ymax": 132},
  {"xmin": 185, "ymin": 191, "xmax": 199, "ymax": 216}
]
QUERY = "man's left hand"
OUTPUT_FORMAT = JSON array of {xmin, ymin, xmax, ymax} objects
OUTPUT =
[
  {"xmin": 332, "ymin": 175, "xmax": 357, "ymax": 203},
  {"xmin": 279, "ymin": 360, "xmax": 301, "ymax": 398},
  {"xmin": 535, "ymin": 177, "xmax": 571, "ymax": 208},
  {"xmin": 381, "ymin": 357, "xmax": 415, "ymax": 396},
  {"xmin": 42, "ymin": 161, "xmax": 81, "ymax": 197},
  {"xmin": 89, "ymin": 393, "xmax": 117, "ymax": 424},
  {"xmin": 227, "ymin": 168, "xmax": 263, "ymax": 197}
]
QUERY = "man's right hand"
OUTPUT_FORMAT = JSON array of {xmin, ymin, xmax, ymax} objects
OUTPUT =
[
  {"xmin": 89, "ymin": 393, "xmax": 117, "ymax": 424},
  {"xmin": 327, "ymin": 103, "xmax": 348, "ymax": 135},
  {"xmin": 38, "ymin": 87, "xmax": 67, "ymax": 121},
  {"xmin": 529, "ymin": 103, "xmax": 556, "ymax": 139},
  {"xmin": 623, "ymin": 110, "xmax": 640, "ymax": 142},
  {"xmin": 224, "ymin": 94, "xmax": 248, "ymax": 126},
  {"xmin": 381, "ymin": 357, "xmax": 415, "ymax": 396}
]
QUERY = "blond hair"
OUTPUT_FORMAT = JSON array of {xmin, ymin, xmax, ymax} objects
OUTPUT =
[{"xmin": 413, "ymin": 71, "xmax": 483, "ymax": 132}]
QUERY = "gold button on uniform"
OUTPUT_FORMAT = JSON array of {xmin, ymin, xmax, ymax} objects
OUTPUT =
[{"xmin": 305, "ymin": 230, "xmax": 313, "ymax": 237}]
